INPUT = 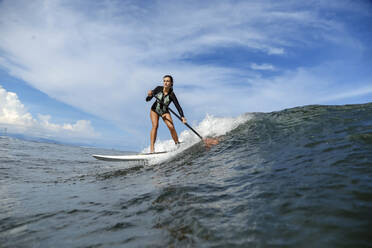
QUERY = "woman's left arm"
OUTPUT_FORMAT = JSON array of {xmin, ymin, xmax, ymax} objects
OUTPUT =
[{"xmin": 171, "ymin": 93, "xmax": 187, "ymax": 123}]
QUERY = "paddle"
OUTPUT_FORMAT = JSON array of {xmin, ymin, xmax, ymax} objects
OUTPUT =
[{"xmin": 153, "ymin": 94, "xmax": 219, "ymax": 147}]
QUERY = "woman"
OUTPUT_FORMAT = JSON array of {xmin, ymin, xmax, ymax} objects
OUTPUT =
[{"xmin": 146, "ymin": 75, "xmax": 187, "ymax": 153}]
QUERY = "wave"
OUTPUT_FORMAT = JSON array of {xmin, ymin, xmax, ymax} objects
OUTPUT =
[{"xmin": 143, "ymin": 103, "xmax": 372, "ymax": 166}]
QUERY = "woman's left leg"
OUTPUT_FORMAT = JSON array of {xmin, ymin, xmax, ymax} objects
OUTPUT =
[{"xmin": 162, "ymin": 113, "xmax": 179, "ymax": 144}]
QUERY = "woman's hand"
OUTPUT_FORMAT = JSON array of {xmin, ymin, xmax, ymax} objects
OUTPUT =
[
  {"xmin": 148, "ymin": 90, "xmax": 153, "ymax": 97},
  {"xmin": 182, "ymin": 117, "xmax": 187, "ymax": 124}
]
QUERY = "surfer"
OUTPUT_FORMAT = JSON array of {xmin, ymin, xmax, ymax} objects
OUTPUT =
[{"xmin": 146, "ymin": 75, "xmax": 187, "ymax": 153}]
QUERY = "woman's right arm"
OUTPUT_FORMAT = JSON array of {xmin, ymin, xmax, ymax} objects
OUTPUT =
[{"xmin": 146, "ymin": 86, "xmax": 161, "ymax": 101}]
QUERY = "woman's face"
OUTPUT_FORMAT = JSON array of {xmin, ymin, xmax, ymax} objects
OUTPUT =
[{"xmin": 163, "ymin": 77, "xmax": 172, "ymax": 88}]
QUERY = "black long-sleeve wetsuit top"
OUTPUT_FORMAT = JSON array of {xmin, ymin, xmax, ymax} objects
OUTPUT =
[{"xmin": 146, "ymin": 86, "xmax": 184, "ymax": 117}]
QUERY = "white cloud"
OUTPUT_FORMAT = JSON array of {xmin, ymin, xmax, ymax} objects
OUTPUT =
[
  {"xmin": 317, "ymin": 84, "xmax": 372, "ymax": 103},
  {"xmin": 0, "ymin": 85, "xmax": 99, "ymax": 140},
  {"xmin": 0, "ymin": 0, "xmax": 370, "ymax": 147},
  {"xmin": 0, "ymin": 86, "xmax": 35, "ymax": 129},
  {"xmin": 250, "ymin": 63, "xmax": 276, "ymax": 71}
]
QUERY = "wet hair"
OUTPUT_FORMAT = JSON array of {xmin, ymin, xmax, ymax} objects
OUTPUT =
[{"xmin": 163, "ymin": 75, "xmax": 174, "ymax": 86}]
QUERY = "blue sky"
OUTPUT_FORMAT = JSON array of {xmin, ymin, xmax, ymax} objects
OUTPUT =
[{"xmin": 0, "ymin": 0, "xmax": 371, "ymax": 150}]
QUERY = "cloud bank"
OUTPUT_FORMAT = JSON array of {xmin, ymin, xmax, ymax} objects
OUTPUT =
[{"xmin": 0, "ymin": 85, "xmax": 99, "ymax": 141}]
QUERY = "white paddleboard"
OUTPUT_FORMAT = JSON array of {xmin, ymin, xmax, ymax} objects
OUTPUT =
[{"xmin": 92, "ymin": 151, "xmax": 168, "ymax": 161}]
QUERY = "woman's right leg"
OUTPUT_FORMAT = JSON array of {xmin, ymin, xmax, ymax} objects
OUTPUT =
[{"xmin": 150, "ymin": 110, "xmax": 159, "ymax": 153}]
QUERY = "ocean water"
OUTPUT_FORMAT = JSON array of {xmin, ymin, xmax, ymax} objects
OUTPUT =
[{"xmin": 1, "ymin": 103, "xmax": 372, "ymax": 248}]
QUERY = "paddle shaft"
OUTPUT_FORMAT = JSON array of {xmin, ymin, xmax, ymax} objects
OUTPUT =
[{"xmin": 153, "ymin": 95, "xmax": 203, "ymax": 140}]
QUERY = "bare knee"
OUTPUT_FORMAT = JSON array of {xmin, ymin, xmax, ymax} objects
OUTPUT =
[{"xmin": 167, "ymin": 123, "xmax": 175, "ymax": 130}]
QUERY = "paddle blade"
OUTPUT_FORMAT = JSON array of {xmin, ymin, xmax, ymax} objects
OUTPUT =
[{"xmin": 203, "ymin": 137, "xmax": 220, "ymax": 149}]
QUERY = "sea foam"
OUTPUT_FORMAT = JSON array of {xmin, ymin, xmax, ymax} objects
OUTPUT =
[{"xmin": 142, "ymin": 113, "xmax": 251, "ymax": 164}]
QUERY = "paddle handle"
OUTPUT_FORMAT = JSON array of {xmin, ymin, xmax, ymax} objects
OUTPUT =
[{"xmin": 153, "ymin": 95, "xmax": 203, "ymax": 140}]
